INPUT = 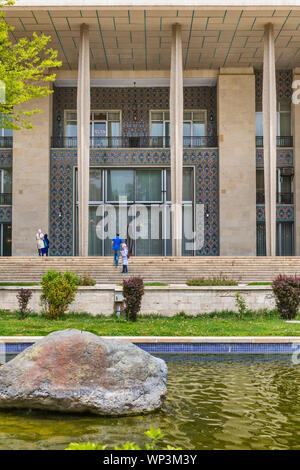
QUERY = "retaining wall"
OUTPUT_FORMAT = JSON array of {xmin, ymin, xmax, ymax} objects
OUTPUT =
[{"xmin": 0, "ymin": 285, "xmax": 275, "ymax": 316}]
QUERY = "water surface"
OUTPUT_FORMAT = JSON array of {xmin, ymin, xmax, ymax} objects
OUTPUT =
[{"xmin": 0, "ymin": 354, "xmax": 299, "ymax": 450}]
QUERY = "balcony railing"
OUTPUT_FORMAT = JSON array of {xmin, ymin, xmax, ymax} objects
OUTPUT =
[
  {"xmin": 51, "ymin": 135, "xmax": 218, "ymax": 149},
  {"xmin": 0, "ymin": 193, "xmax": 12, "ymax": 204},
  {"xmin": 0, "ymin": 137, "xmax": 13, "ymax": 149},
  {"xmin": 256, "ymin": 136, "xmax": 293, "ymax": 147},
  {"xmin": 256, "ymin": 190, "xmax": 294, "ymax": 204}
]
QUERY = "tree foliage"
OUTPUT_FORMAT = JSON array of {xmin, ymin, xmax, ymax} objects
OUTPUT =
[{"xmin": 0, "ymin": 0, "xmax": 61, "ymax": 129}]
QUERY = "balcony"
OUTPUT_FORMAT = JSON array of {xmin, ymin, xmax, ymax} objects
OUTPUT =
[
  {"xmin": 0, "ymin": 137, "xmax": 13, "ymax": 149},
  {"xmin": 256, "ymin": 136, "xmax": 293, "ymax": 147},
  {"xmin": 256, "ymin": 190, "xmax": 294, "ymax": 204},
  {"xmin": 51, "ymin": 135, "xmax": 218, "ymax": 149},
  {"xmin": 0, "ymin": 193, "xmax": 12, "ymax": 204}
]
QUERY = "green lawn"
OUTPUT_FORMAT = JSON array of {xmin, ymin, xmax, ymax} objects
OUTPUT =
[{"xmin": 0, "ymin": 310, "xmax": 299, "ymax": 337}]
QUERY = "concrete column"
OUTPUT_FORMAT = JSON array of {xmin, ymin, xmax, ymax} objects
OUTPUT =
[
  {"xmin": 77, "ymin": 24, "xmax": 90, "ymax": 257},
  {"xmin": 218, "ymin": 68, "xmax": 256, "ymax": 255},
  {"xmin": 263, "ymin": 23, "xmax": 277, "ymax": 256},
  {"xmin": 293, "ymin": 68, "xmax": 300, "ymax": 255},
  {"xmin": 170, "ymin": 23, "xmax": 183, "ymax": 257},
  {"xmin": 12, "ymin": 92, "xmax": 52, "ymax": 256}
]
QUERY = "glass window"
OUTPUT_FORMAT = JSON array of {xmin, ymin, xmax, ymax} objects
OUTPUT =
[
  {"xmin": 0, "ymin": 114, "xmax": 13, "ymax": 138},
  {"xmin": 255, "ymin": 102, "xmax": 263, "ymax": 137},
  {"xmin": 277, "ymin": 101, "xmax": 291, "ymax": 137},
  {"xmin": 88, "ymin": 206, "xmax": 104, "ymax": 256},
  {"xmin": 65, "ymin": 111, "xmax": 121, "ymax": 139},
  {"xmin": 277, "ymin": 222, "xmax": 294, "ymax": 256},
  {"xmin": 166, "ymin": 168, "xmax": 194, "ymax": 202},
  {"xmin": 0, "ymin": 223, "xmax": 11, "ymax": 256},
  {"xmin": 107, "ymin": 169, "xmax": 134, "ymax": 202},
  {"xmin": 65, "ymin": 112, "xmax": 77, "ymax": 138},
  {"xmin": 89, "ymin": 168, "xmax": 102, "ymax": 202},
  {"xmin": 256, "ymin": 169, "xmax": 264, "ymax": 203},
  {"xmin": 136, "ymin": 170, "xmax": 162, "ymax": 202},
  {"xmin": 183, "ymin": 168, "xmax": 193, "ymax": 201},
  {"xmin": 0, "ymin": 169, "xmax": 12, "ymax": 204}
]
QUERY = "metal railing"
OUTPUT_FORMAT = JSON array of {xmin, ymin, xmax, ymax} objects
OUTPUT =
[
  {"xmin": 0, "ymin": 137, "xmax": 12, "ymax": 149},
  {"xmin": 256, "ymin": 190, "xmax": 294, "ymax": 204},
  {"xmin": 256, "ymin": 136, "xmax": 293, "ymax": 147},
  {"xmin": 51, "ymin": 135, "xmax": 218, "ymax": 149},
  {"xmin": 0, "ymin": 193, "xmax": 12, "ymax": 204}
]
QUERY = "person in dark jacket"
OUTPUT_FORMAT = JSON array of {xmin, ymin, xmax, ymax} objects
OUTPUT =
[{"xmin": 42, "ymin": 234, "xmax": 50, "ymax": 257}]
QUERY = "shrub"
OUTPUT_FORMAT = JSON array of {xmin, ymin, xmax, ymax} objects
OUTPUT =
[
  {"xmin": 75, "ymin": 274, "xmax": 96, "ymax": 286},
  {"xmin": 272, "ymin": 275, "xmax": 300, "ymax": 320},
  {"xmin": 123, "ymin": 276, "xmax": 144, "ymax": 322},
  {"xmin": 16, "ymin": 288, "xmax": 32, "ymax": 319},
  {"xmin": 235, "ymin": 292, "xmax": 248, "ymax": 317},
  {"xmin": 40, "ymin": 270, "xmax": 79, "ymax": 319},
  {"xmin": 186, "ymin": 277, "xmax": 238, "ymax": 286}
]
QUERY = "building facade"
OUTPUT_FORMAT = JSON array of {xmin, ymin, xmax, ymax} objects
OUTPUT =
[{"xmin": 0, "ymin": 1, "xmax": 299, "ymax": 257}]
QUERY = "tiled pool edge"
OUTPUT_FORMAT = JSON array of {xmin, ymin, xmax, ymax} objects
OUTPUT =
[{"xmin": 1, "ymin": 336, "xmax": 300, "ymax": 355}]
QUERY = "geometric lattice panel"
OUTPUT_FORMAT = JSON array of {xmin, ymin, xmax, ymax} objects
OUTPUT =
[{"xmin": 50, "ymin": 148, "xmax": 219, "ymax": 256}]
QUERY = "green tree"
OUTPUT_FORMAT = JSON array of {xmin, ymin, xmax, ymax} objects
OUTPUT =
[{"xmin": 0, "ymin": 0, "xmax": 61, "ymax": 130}]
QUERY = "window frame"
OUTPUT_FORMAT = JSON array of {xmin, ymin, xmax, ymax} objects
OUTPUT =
[{"xmin": 64, "ymin": 109, "xmax": 122, "ymax": 138}]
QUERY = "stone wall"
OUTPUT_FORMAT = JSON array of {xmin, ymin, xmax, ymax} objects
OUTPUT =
[{"xmin": 0, "ymin": 285, "xmax": 275, "ymax": 316}]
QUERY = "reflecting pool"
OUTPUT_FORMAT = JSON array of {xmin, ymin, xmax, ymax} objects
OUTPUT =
[{"xmin": 0, "ymin": 354, "xmax": 299, "ymax": 450}]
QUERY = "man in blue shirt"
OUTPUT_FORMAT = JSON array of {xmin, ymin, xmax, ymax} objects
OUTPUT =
[{"xmin": 112, "ymin": 233, "xmax": 123, "ymax": 267}]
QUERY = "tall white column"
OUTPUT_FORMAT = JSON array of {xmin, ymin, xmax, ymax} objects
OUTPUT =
[
  {"xmin": 77, "ymin": 24, "xmax": 90, "ymax": 257},
  {"xmin": 263, "ymin": 23, "xmax": 277, "ymax": 256},
  {"xmin": 170, "ymin": 23, "xmax": 183, "ymax": 257}
]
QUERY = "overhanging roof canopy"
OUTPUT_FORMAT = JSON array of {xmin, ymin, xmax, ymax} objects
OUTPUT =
[{"xmin": 4, "ymin": 4, "xmax": 300, "ymax": 70}]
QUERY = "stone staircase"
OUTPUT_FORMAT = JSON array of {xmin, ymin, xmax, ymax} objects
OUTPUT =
[{"xmin": 0, "ymin": 257, "xmax": 300, "ymax": 284}]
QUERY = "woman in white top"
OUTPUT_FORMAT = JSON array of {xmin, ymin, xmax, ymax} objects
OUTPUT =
[
  {"xmin": 121, "ymin": 242, "xmax": 129, "ymax": 274},
  {"xmin": 36, "ymin": 229, "xmax": 44, "ymax": 256}
]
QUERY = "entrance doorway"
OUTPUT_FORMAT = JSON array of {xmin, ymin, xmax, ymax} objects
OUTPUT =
[{"xmin": 75, "ymin": 167, "xmax": 194, "ymax": 256}]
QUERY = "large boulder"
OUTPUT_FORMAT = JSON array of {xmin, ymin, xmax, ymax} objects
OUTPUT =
[{"xmin": 0, "ymin": 329, "xmax": 167, "ymax": 415}]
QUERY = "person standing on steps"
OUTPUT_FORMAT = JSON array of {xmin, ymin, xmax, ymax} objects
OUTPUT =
[
  {"xmin": 36, "ymin": 229, "xmax": 44, "ymax": 257},
  {"xmin": 112, "ymin": 233, "xmax": 123, "ymax": 267},
  {"xmin": 42, "ymin": 234, "xmax": 50, "ymax": 257},
  {"xmin": 121, "ymin": 241, "xmax": 129, "ymax": 274}
]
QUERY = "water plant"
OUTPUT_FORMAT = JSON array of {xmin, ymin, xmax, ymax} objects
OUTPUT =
[{"xmin": 66, "ymin": 427, "xmax": 182, "ymax": 450}]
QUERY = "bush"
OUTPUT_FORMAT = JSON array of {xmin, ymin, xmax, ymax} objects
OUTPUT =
[
  {"xmin": 272, "ymin": 275, "xmax": 300, "ymax": 320},
  {"xmin": 75, "ymin": 274, "xmax": 96, "ymax": 286},
  {"xmin": 186, "ymin": 277, "xmax": 238, "ymax": 286},
  {"xmin": 40, "ymin": 270, "xmax": 79, "ymax": 319},
  {"xmin": 16, "ymin": 288, "xmax": 32, "ymax": 319},
  {"xmin": 123, "ymin": 276, "xmax": 144, "ymax": 322},
  {"xmin": 235, "ymin": 292, "xmax": 248, "ymax": 317}
]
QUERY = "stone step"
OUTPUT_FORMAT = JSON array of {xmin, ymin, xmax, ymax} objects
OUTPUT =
[{"xmin": 0, "ymin": 257, "xmax": 300, "ymax": 283}]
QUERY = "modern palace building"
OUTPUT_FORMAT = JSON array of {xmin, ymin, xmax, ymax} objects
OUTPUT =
[{"xmin": 1, "ymin": 0, "xmax": 300, "ymax": 257}]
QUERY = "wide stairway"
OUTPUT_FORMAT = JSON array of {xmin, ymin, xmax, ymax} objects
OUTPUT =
[{"xmin": 0, "ymin": 257, "xmax": 300, "ymax": 284}]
